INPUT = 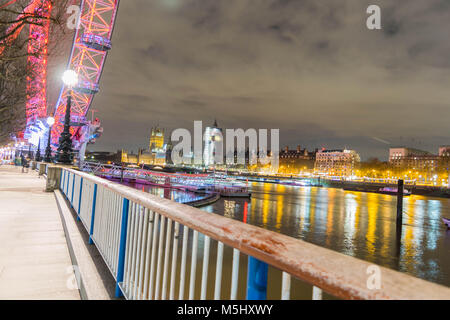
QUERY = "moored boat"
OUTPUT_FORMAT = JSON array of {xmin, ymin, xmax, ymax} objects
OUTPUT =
[
  {"xmin": 343, "ymin": 186, "xmax": 411, "ymax": 196},
  {"xmin": 213, "ymin": 184, "xmax": 251, "ymax": 198},
  {"xmin": 220, "ymin": 191, "xmax": 252, "ymax": 198},
  {"xmin": 378, "ymin": 187, "xmax": 412, "ymax": 196}
]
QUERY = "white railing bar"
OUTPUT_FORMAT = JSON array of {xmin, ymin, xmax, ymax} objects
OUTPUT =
[
  {"xmin": 105, "ymin": 190, "xmax": 113, "ymax": 266},
  {"xmin": 281, "ymin": 272, "xmax": 291, "ymax": 300},
  {"xmin": 161, "ymin": 218, "xmax": 173, "ymax": 300},
  {"xmin": 92, "ymin": 185, "xmax": 100, "ymax": 242},
  {"xmin": 230, "ymin": 248, "xmax": 240, "ymax": 300},
  {"xmin": 109, "ymin": 192, "xmax": 116, "ymax": 266},
  {"xmin": 115, "ymin": 194, "xmax": 121, "ymax": 268},
  {"xmin": 154, "ymin": 215, "xmax": 166, "ymax": 300},
  {"xmin": 98, "ymin": 188, "xmax": 106, "ymax": 259},
  {"xmin": 102, "ymin": 190, "xmax": 109, "ymax": 264},
  {"xmin": 83, "ymin": 180, "xmax": 91, "ymax": 229},
  {"xmin": 313, "ymin": 286, "xmax": 323, "ymax": 300},
  {"xmin": 142, "ymin": 210, "xmax": 155, "ymax": 300},
  {"xmin": 200, "ymin": 235, "xmax": 210, "ymax": 300},
  {"xmin": 214, "ymin": 241, "xmax": 224, "ymax": 300},
  {"xmin": 109, "ymin": 193, "xmax": 116, "ymax": 272},
  {"xmin": 133, "ymin": 205, "xmax": 144, "ymax": 300},
  {"xmin": 111, "ymin": 193, "xmax": 118, "ymax": 274},
  {"xmin": 169, "ymin": 222, "xmax": 180, "ymax": 300},
  {"xmin": 113, "ymin": 194, "xmax": 122, "ymax": 274},
  {"xmin": 96, "ymin": 187, "xmax": 105, "ymax": 260},
  {"xmin": 130, "ymin": 203, "xmax": 140, "ymax": 299},
  {"xmin": 105, "ymin": 190, "xmax": 112, "ymax": 265},
  {"xmin": 178, "ymin": 226, "xmax": 189, "ymax": 300},
  {"xmin": 148, "ymin": 212, "xmax": 160, "ymax": 300},
  {"xmin": 137, "ymin": 208, "xmax": 149, "ymax": 300},
  {"xmin": 100, "ymin": 187, "xmax": 107, "ymax": 261},
  {"xmin": 188, "ymin": 230, "xmax": 199, "ymax": 300}
]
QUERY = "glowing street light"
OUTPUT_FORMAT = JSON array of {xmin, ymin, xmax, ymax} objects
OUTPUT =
[
  {"xmin": 62, "ymin": 70, "xmax": 78, "ymax": 88},
  {"xmin": 57, "ymin": 70, "xmax": 78, "ymax": 164},
  {"xmin": 47, "ymin": 116, "xmax": 55, "ymax": 126}
]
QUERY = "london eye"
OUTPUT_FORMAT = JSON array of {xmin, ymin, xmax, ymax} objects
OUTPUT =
[{"xmin": 2, "ymin": 0, "xmax": 120, "ymax": 154}]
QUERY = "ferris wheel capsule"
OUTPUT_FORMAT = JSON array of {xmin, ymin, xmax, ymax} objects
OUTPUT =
[{"xmin": 81, "ymin": 33, "xmax": 112, "ymax": 51}]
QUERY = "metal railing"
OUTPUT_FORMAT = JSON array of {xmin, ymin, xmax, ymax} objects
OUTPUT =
[{"xmin": 58, "ymin": 168, "xmax": 450, "ymax": 300}]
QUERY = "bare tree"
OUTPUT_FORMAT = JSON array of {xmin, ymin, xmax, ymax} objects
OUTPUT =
[{"xmin": 0, "ymin": 0, "xmax": 72, "ymax": 144}]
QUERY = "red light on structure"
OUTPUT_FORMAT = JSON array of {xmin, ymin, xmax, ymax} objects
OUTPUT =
[
  {"xmin": 26, "ymin": 0, "xmax": 52, "ymax": 123},
  {"xmin": 243, "ymin": 202, "xmax": 248, "ymax": 223}
]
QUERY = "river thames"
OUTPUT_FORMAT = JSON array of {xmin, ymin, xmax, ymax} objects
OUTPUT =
[{"xmin": 127, "ymin": 181, "xmax": 450, "ymax": 298}]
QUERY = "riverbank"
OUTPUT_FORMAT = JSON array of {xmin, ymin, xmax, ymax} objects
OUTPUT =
[
  {"xmin": 323, "ymin": 179, "xmax": 450, "ymax": 198},
  {"xmin": 236, "ymin": 173, "xmax": 450, "ymax": 199}
]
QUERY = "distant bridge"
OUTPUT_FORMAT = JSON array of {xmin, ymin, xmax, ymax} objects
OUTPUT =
[{"xmin": 81, "ymin": 162, "xmax": 212, "ymax": 190}]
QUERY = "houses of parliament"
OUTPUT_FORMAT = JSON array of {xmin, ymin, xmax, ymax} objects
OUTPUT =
[{"xmin": 120, "ymin": 127, "xmax": 170, "ymax": 166}]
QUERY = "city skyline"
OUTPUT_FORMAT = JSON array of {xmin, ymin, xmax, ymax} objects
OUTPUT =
[
  {"xmin": 42, "ymin": 0, "xmax": 450, "ymax": 160},
  {"xmin": 87, "ymin": 120, "xmax": 450, "ymax": 162}
]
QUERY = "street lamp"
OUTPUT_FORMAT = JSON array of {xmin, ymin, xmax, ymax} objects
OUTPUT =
[
  {"xmin": 44, "ymin": 116, "xmax": 55, "ymax": 163},
  {"xmin": 35, "ymin": 139, "xmax": 42, "ymax": 162},
  {"xmin": 62, "ymin": 69, "xmax": 78, "ymax": 88},
  {"xmin": 56, "ymin": 70, "xmax": 78, "ymax": 164}
]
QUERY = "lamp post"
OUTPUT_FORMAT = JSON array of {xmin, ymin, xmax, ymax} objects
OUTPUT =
[
  {"xmin": 35, "ymin": 139, "xmax": 42, "ymax": 162},
  {"xmin": 44, "ymin": 116, "xmax": 55, "ymax": 163},
  {"xmin": 56, "ymin": 70, "xmax": 78, "ymax": 164}
]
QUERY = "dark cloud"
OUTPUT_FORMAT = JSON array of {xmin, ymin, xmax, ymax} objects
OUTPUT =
[{"xmin": 62, "ymin": 0, "xmax": 450, "ymax": 160}]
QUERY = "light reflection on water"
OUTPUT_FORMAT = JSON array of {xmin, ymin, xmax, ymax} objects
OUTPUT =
[{"xmin": 203, "ymin": 182, "xmax": 450, "ymax": 287}]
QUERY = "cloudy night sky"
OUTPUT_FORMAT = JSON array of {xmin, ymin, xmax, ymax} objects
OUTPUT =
[{"xmin": 52, "ymin": 0, "xmax": 450, "ymax": 160}]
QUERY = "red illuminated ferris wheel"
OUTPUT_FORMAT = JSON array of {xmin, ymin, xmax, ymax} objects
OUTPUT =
[
  {"xmin": 52, "ymin": 0, "xmax": 120, "ymax": 149},
  {"xmin": 2, "ymin": 0, "xmax": 120, "ymax": 149}
]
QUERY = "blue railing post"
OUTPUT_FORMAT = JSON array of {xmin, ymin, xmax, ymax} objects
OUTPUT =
[
  {"xmin": 115, "ymin": 198, "xmax": 130, "ymax": 298},
  {"xmin": 88, "ymin": 184, "xmax": 98, "ymax": 245},
  {"xmin": 71, "ymin": 174, "xmax": 76, "ymax": 206},
  {"xmin": 77, "ymin": 178, "xmax": 83, "ymax": 221},
  {"xmin": 246, "ymin": 257, "xmax": 268, "ymax": 300},
  {"xmin": 65, "ymin": 172, "xmax": 69, "ymax": 197}
]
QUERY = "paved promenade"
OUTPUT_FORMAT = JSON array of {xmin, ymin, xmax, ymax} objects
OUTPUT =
[{"xmin": 0, "ymin": 165, "xmax": 80, "ymax": 299}]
